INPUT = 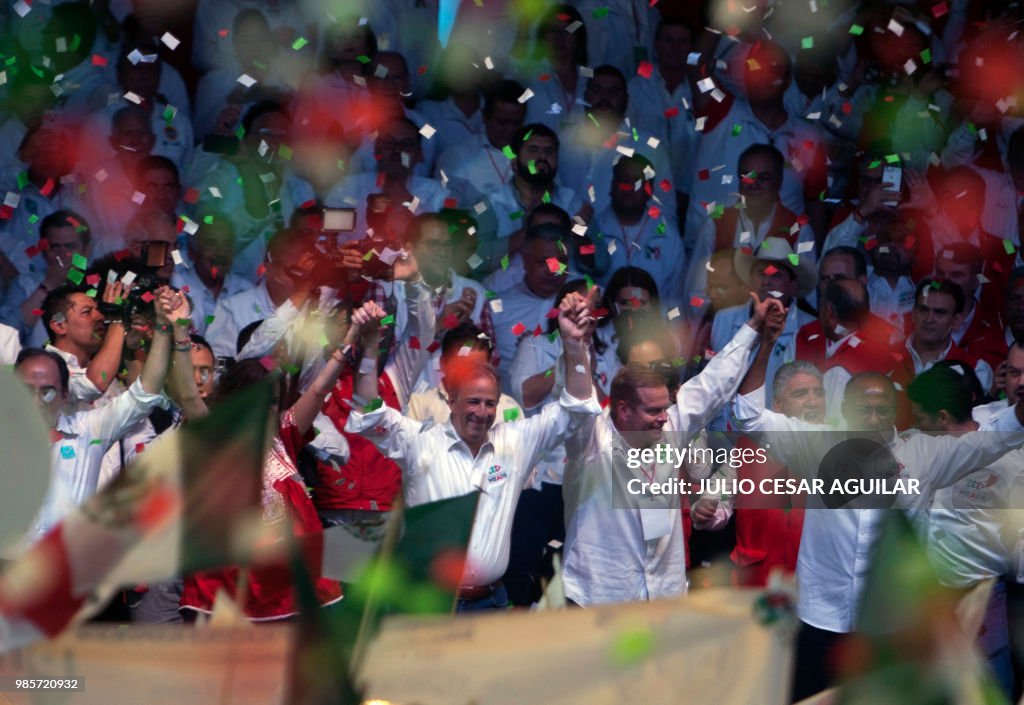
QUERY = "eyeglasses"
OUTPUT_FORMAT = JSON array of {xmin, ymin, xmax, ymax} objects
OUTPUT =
[{"xmin": 30, "ymin": 385, "xmax": 59, "ymax": 403}]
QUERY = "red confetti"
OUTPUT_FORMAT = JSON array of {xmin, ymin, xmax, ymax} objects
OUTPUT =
[
  {"xmin": 545, "ymin": 257, "xmax": 563, "ymax": 273},
  {"xmin": 544, "ymin": 307, "xmax": 560, "ymax": 319},
  {"xmin": 637, "ymin": 61, "xmax": 653, "ymax": 78},
  {"xmin": 532, "ymin": 325, "xmax": 543, "ymax": 336},
  {"xmin": 298, "ymin": 199, "xmax": 317, "ymax": 209},
  {"xmin": 931, "ymin": 1, "xmax": 948, "ymax": 17},
  {"xmin": 86, "ymin": 274, "xmax": 100, "ymax": 286},
  {"xmin": 135, "ymin": 443, "xmax": 146, "ymax": 454},
  {"xmin": 538, "ymin": 73, "xmax": 551, "ymax": 82},
  {"xmin": 91, "ymin": 54, "xmax": 108, "ymax": 66},
  {"xmin": 690, "ymin": 296, "xmax": 705, "ymax": 307},
  {"xmin": 426, "ymin": 341, "xmax": 441, "ymax": 353},
  {"xmin": 24, "ymin": 245, "xmax": 39, "ymax": 257},
  {"xmin": 140, "ymin": 291, "xmax": 155, "ymax": 303},
  {"xmin": 182, "ymin": 187, "xmax": 200, "ymax": 204},
  {"xmin": 0, "ymin": 205, "xmax": 13, "ymax": 220},
  {"xmin": 113, "ymin": 249, "xmax": 131, "ymax": 261},
  {"xmin": 796, "ymin": 214, "xmax": 810, "ymax": 226},
  {"xmin": 664, "ymin": 107, "xmax": 680, "ymax": 118},
  {"xmin": 256, "ymin": 263, "xmax": 267, "ymax": 279},
  {"xmin": 763, "ymin": 265, "xmax": 779, "ymax": 275},
  {"xmin": 259, "ymin": 355, "xmax": 277, "ymax": 371},
  {"xmin": 31, "ymin": 308, "xmax": 43, "ymax": 317},
  {"xmin": 409, "ymin": 336, "xmax": 421, "ymax": 350},
  {"xmin": 443, "ymin": 198, "xmax": 457, "ymax": 209},
  {"xmin": 579, "ymin": 244, "xmax": 596, "ymax": 255},
  {"xmin": 39, "ymin": 178, "xmax": 54, "ymax": 197},
  {"xmin": 841, "ymin": 102, "xmax": 853, "ymax": 115},
  {"xmin": 511, "ymin": 322, "xmax": 527, "ymax": 336},
  {"xmin": 593, "ymin": 307, "xmax": 610, "ymax": 319},
  {"xmin": 697, "ymin": 169, "xmax": 710, "ymax": 181},
  {"xmin": 417, "ymin": 65, "xmax": 428, "ymax": 75},
  {"xmin": 442, "ymin": 314, "xmax": 459, "ymax": 329},
  {"xmin": 659, "ymin": 179, "xmax": 672, "ymax": 192},
  {"xmin": 647, "ymin": 206, "xmax": 661, "ymax": 219},
  {"xmin": 217, "ymin": 29, "xmax": 229, "ymax": 37}
]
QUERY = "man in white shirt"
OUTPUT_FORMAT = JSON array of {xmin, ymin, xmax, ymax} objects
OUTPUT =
[
  {"xmin": 346, "ymin": 285, "xmax": 602, "ymax": 611},
  {"xmin": 904, "ymin": 278, "xmax": 993, "ymax": 391},
  {"xmin": 589, "ymin": 154, "xmax": 685, "ymax": 305},
  {"xmin": 475, "ymin": 123, "xmax": 587, "ymax": 279},
  {"xmin": 732, "ymin": 346, "xmax": 1024, "ymax": 700},
  {"xmin": 324, "ymin": 118, "xmax": 449, "ymax": 242},
  {"xmin": 561, "ymin": 292, "xmax": 781, "ymax": 606},
  {"xmin": 41, "ymin": 280, "xmax": 130, "ymax": 409},
  {"xmin": 205, "ymin": 227, "xmax": 305, "ymax": 360},
  {"xmin": 558, "ymin": 65, "xmax": 676, "ymax": 222},
  {"xmin": 170, "ymin": 215, "xmax": 250, "ymax": 337},
  {"xmin": 18, "ymin": 286, "xmax": 179, "ymax": 541},
  {"xmin": 435, "ymin": 79, "xmax": 527, "ymax": 205}
]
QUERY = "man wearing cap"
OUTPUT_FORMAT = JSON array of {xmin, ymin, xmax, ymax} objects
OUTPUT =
[{"xmin": 710, "ymin": 237, "xmax": 816, "ymax": 411}]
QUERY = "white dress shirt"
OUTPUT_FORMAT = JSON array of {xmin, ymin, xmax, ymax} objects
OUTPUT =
[
  {"xmin": 867, "ymin": 272, "xmax": 915, "ymax": 338},
  {"xmin": 591, "ymin": 207, "xmax": 686, "ymax": 307},
  {"xmin": 0, "ymin": 322, "xmax": 21, "ymax": 364},
  {"xmin": 170, "ymin": 255, "xmax": 252, "ymax": 337},
  {"xmin": 904, "ymin": 335, "xmax": 994, "ymax": 392},
  {"xmin": 417, "ymin": 97, "xmax": 485, "ymax": 160},
  {"xmin": 490, "ymin": 282, "xmax": 556, "ymax": 395},
  {"xmin": 562, "ymin": 323, "xmax": 760, "ymax": 606},
  {"xmin": 627, "ymin": 68, "xmax": 698, "ymax": 194},
  {"xmin": 346, "ymin": 389, "xmax": 602, "ymax": 586},
  {"xmin": 204, "ymin": 280, "xmax": 276, "ymax": 359},
  {"xmin": 732, "ymin": 387, "xmax": 1024, "ymax": 633},
  {"xmin": 45, "ymin": 344, "xmax": 104, "ymax": 409},
  {"xmin": 435, "ymin": 133, "xmax": 513, "ymax": 205},
  {"xmin": 30, "ymin": 378, "xmax": 169, "ymax": 540}
]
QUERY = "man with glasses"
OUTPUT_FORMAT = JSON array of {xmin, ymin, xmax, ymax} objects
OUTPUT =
[{"xmin": 324, "ymin": 118, "xmax": 449, "ymax": 242}]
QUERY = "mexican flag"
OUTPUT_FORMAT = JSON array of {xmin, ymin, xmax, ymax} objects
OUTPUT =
[{"xmin": 0, "ymin": 381, "xmax": 274, "ymax": 651}]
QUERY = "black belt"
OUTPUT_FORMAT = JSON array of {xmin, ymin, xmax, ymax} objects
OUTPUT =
[{"xmin": 457, "ymin": 580, "xmax": 502, "ymax": 601}]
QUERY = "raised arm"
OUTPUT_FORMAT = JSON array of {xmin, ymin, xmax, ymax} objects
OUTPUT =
[
  {"xmin": 141, "ymin": 286, "xmax": 177, "ymax": 395},
  {"xmin": 86, "ymin": 280, "xmax": 129, "ymax": 393},
  {"xmin": 738, "ymin": 298, "xmax": 787, "ymax": 396},
  {"xmin": 558, "ymin": 285, "xmax": 600, "ymax": 402},
  {"xmin": 384, "ymin": 253, "xmax": 434, "ymax": 408},
  {"xmin": 159, "ymin": 287, "xmax": 210, "ymax": 421}
]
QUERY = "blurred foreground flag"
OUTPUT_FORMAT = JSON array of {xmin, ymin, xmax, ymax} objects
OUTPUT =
[{"xmin": 0, "ymin": 382, "xmax": 273, "ymax": 651}]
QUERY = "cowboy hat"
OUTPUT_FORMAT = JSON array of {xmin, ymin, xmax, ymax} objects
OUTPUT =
[{"xmin": 734, "ymin": 237, "xmax": 817, "ymax": 298}]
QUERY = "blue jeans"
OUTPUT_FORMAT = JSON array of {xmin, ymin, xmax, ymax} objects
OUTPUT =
[{"xmin": 456, "ymin": 584, "xmax": 509, "ymax": 614}]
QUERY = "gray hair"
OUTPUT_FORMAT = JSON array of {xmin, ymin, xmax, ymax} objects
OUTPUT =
[{"xmin": 772, "ymin": 360, "xmax": 823, "ymax": 400}]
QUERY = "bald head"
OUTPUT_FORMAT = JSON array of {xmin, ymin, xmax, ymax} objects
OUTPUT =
[{"xmin": 842, "ymin": 373, "xmax": 898, "ymax": 436}]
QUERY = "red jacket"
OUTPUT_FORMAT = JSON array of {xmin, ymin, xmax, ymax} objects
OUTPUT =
[
  {"xmin": 316, "ymin": 369, "xmax": 402, "ymax": 512},
  {"xmin": 713, "ymin": 204, "xmax": 801, "ymax": 253}
]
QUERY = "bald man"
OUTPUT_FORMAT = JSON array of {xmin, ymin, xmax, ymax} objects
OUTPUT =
[{"xmin": 735, "ymin": 339, "xmax": 1024, "ymax": 700}]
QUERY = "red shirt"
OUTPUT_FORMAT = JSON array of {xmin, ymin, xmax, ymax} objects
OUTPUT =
[{"xmin": 315, "ymin": 369, "xmax": 402, "ymax": 512}]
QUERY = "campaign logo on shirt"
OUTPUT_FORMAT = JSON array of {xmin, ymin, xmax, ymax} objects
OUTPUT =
[{"xmin": 486, "ymin": 464, "xmax": 508, "ymax": 484}]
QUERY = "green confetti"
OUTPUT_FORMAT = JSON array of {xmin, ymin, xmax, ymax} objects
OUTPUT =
[
  {"xmin": 1004, "ymin": 240, "xmax": 1017, "ymax": 255},
  {"xmin": 16, "ymin": 172, "xmax": 27, "ymax": 190},
  {"xmin": 544, "ymin": 368, "xmax": 554, "ymax": 377},
  {"xmin": 278, "ymin": 144, "xmax": 293, "ymax": 160},
  {"xmin": 508, "ymin": 210, "xmax": 524, "ymax": 221},
  {"xmin": 234, "ymin": 125, "xmax": 246, "ymax": 139},
  {"xmin": 731, "ymin": 124, "xmax": 743, "ymax": 136},
  {"xmin": 71, "ymin": 253, "xmax": 87, "ymax": 269},
  {"xmin": 362, "ymin": 397, "xmax": 384, "ymax": 413},
  {"xmin": 500, "ymin": 254, "xmax": 510, "ymax": 270},
  {"xmin": 484, "ymin": 290, "xmax": 497, "ymax": 299},
  {"xmin": 356, "ymin": 54, "xmax": 372, "ymax": 64},
  {"xmin": 610, "ymin": 627, "xmax": 655, "ymax": 666},
  {"xmin": 884, "ymin": 154, "xmax": 900, "ymax": 164},
  {"xmin": 362, "ymin": 249, "xmax": 375, "ymax": 261},
  {"xmin": 291, "ymin": 36, "xmax": 309, "ymax": 50},
  {"xmin": 631, "ymin": 127, "xmax": 639, "ymax": 142},
  {"xmin": 90, "ymin": 438, "xmax": 104, "ymax": 445},
  {"xmin": 920, "ymin": 48, "xmax": 931, "ymax": 64},
  {"xmin": 205, "ymin": 314, "xmax": 216, "ymax": 325},
  {"xmin": 380, "ymin": 314, "xmax": 395, "ymax": 326},
  {"xmin": 801, "ymin": 36, "xmax": 814, "ymax": 50},
  {"xmin": 527, "ymin": 160, "xmax": 537, "ymax": 174},
  {"xmin": 502, "ymin": 145, "xmax": 516, "ymax": 159},
  {"xmin": 867, "ymin": 159, "xmax": 881, "ymax": 169},
  {"xmin": 203, "ymin": 215, "xmax": 214, "ymax": 224},
  {"xmin": 503, "ymin": 408, "xmax": 519, "ymax": 422},
  {"xmin": 176, "ymin": 318, "xmax": 191, "ymax": 327},
  {"xmin": 656, "ymin": 222, "xmax": 666, "ymax": 234},
  {"xmin": 67, "ymin": 269, "xmax": 84, "ymax": 285},
  {"xmin": 69, "ymin": 34, "xmax": 81, "ymax": 52},
  {"xmin": 162, "ymin": 106, "xmax": 176, "ymax": 123},
  {"xmin": 592, "ymin": 6, "xmax": 609, "ymax": 18},
  {"xmin": 28, "ymin": 214, "xmax": 38, "ymax": 224},
  {"xmin": 541, "ymin": 190, "xmax": 551, "ymax": 204},
  {"xmin": 849, "ymin": 23, "xmax": 864, "ymax": 35},
  {"xmin": 587, "ymin": 112, "xmax": 600, "ymax": 127},
  {"xmin": 787, "ymin": 253, "xmax": 800, "ymax": 266},
  {"xmin": 85, "ymin": 288, "xmax": 97, "ymax": 297},
  {"xmin": 4, "ymin": 56, "xmax": 16, "ymax": 67}
]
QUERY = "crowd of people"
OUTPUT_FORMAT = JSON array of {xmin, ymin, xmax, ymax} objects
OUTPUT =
[{"xmin": 7, "ymin": 0, "xmax": 1024, "ymax": 700}]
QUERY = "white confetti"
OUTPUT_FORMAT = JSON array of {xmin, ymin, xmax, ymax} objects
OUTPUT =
[
  {"xmin": 687, "ymin": 52, "xmax": 702, "ymax": 66},
  {"xmin": 94, "ymin": 169, "xmax": 109, "ymax": 183},
  {"xmin": 473, "ymin": 201, "xmax": 488, "ymax": 215},
  {"xmin": 903, "ymin": 59, "xmax": 917, "ymax": 75},
  {"xmin": 571, "ymin": 223, "xmax": 588, "ymax": 236},
  {"xmin": 607, "ymin": 240, "xmax": 617, "ymax": 255},
  {"xmin": 567, "ymin": 20, "xmax": 583, "ymax": 33},
  {"xmin": 3, "ymin": 192, "xmax": 19, "ymax": 208},
  {"xmin": 237, "ymin": 73, "xmax": 258, "ymax": 88},
  {"xmin": 55, "ymin": 37, "xmax": 67, "ymax": 53},
  {"xmin": 887, "ymin": 19, "xmax": 904, "ymax": 36},
  {"xmin": 615, "ymin": 145, "xmax": 635, "ymax": 158},
  {"xmin": 131, "ymin": 191, "xmax": 146, "ymax": 205},
  {"xmin": 122, "ymin": 271, "xmax": 138, "ymax": 287},
  {"xmin": 797, "ymin": 240, "xmax": 814, "ymax": 254},
  {"xmin": 697, "ymin": 77, "xmax": 716, "ymax": 94},
  {"xmin": 646, "ymin": 136, "xmax": 660, "ymax": 149},
  {"xmin": 127, "ymin": 48, "xmax": 143, "ymax": 65},
  {"xmin": 466, "ymin": 253, "xmax": 483, "ymax": 270},
  {"xmin": 667, "ymin": 307, "xmax": 680, "ymax": 320},
  {"xmin": 484, "ymin": 56, "xmax": 494, "ymax": 70},
  {"xmin": 695, "ymin": 116, "xmax": 707, "ymax": 132},
  {"xmin": 518, "ymin": 88, "xmax": 534, "ymax": 103},
  {"xmin": 171, "ymin": 249, "xmax": 184, "ymax": 265},
  {"xmin": 123, "ymin": 91, "xmax": 143, "ymax": 104},
  {"xmin": 768, "ymin": 290, "xmax": 784, "ymax": 298},
  {"xmin": 161, "ymin": 32, "xmax": 180, "ymax": 50},
  {"xmin": 579, "ymin": 66, "xmax": 594, "ymax": 78},
  {"xmin": 489, "ymin": 299, "xmax": 503, "ymax": 314},
  {"xmin": 710, "ymin": 88, "xmax": 726, "ymax": 103},
  {"xmin": 208, "ymin": 186, "xmax": 222, "ymax": 199},
  {"xmin": 419, "ymin": 123, "xmax": 436, "ymax": 139},
  {"xmin": 13, "ymin": 0, "xmax": 30, "ymax": 17}
]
